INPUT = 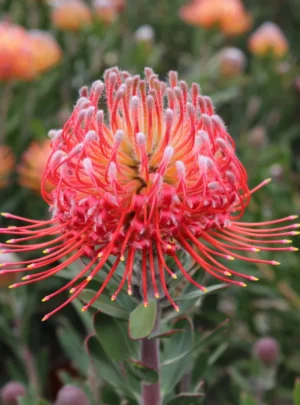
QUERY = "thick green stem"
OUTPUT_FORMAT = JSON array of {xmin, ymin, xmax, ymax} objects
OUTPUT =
[{"xmin": 141, "ymin": 308, "xmax": 161, "ymax": 405}]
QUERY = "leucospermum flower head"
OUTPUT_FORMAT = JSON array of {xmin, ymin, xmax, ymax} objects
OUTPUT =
[
  {"xmin": 18, "ymin": 139, "xmax": 52, "ymax": 193},
  {"xmin": 1, "ymin": 68, "xmax": 298, "ymax": 320},
  {"xmin": 51, "ymin": 0, "xmax": 92, "ymax": 32},
  {"xmin": 248, "ymin": 22, "xmax": 289, "ymax": 58},
  {"xmin": 180, "ymin": 0, "xmax": 252, "ymax": 37},
  {"xmin": 93, "ymin": 0, "xmax": 120, "ymax": 24}
]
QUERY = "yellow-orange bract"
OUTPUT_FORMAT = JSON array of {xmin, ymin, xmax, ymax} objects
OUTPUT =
[
  {"xmin": 180, "ymin": 0, "xmax": 252, "ymax": 36},
  {"xmin": 248, "ymin": 22, "xmax": 289, "ymax": 58},
  {"xmin": 18, "ymin": 140, "xmax": 52, "ymax": 193},
  {"xmin": 0, "ymin": 22, "xmax": 37, "ymax": 81},
  {"xmin": 0, "ymin": 146, "xmax": 15, "ymax": 188},
  {"xmin": 29, "ymin": 30, "xmax": 62, "ymax": 74},
  {"xmin": 51, "ymin": 0, "xmax": 92, "ymax": 32}
]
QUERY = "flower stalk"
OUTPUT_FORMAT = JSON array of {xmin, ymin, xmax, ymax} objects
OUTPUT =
[{"xmin": 141, "ymin": 307, "xmax": 161, "ymax": 405}]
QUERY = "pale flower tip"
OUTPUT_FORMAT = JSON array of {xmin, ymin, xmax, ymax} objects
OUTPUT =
[
  {"xmin": 81, "ymin": 306, "xmax": 87, "ymax": 312},
  {"xmin": 144, "ymin": 303, "xmax": 148, "ymax": 308},
  {"xmin": 172, "ymin": 273, "xmax": 177, "ymax": 279},
  {"xmin": 43, "ymin": 249, "xmax": 50, "ymax": 254},
  {"xmin": 42, "ymin": 296, "xmax": 49, "ymax": 302},
  {"xmin": 86, "ymin": 276, "xmax": 93, "ymax": 282},
  {"xmin": 8, "ymin": 284, "xmax": 17, "ymax": 289},
  {"xmin": 240, "ymin": 282, "xmax": 247, "ymax": 287},
  {"xmin": 98, "ymin": 252, "xmax": 103, "ymax": 258},
  {"xmin": 175, "ymin": 305, "xmax": 180, "ymax": 312},
  {"xmin": 41, "ymin": 315, "xmax": 49, "ymax": 322},
  {"xmin": 202, "ymin": 287, "xmax": 208, "ymax": 292},
  {"xmin": 27, "ymin": 264, "xmax": 34, "ymax": 269},
  {"xmin": 1, "ymin": 212, "xmax": 8, "ymax": 217},
  {"xmin": 224, "ymin": 271, "xmax": 232, "ymax": 276},
  {"xmin": 252, "ymin": 248, "xmax": 260, "ymax": 252},
  {"xmin": 281, "ymin": 239, "xmax": 292, "ymax": 244},
  {"xmin": 127, "ymin": 289, "xmax": 132, "ymax": 296},
  {"xmin": 155, "ymin": 293, "xmax": 160, "ymax": 298},
  {"xmin": 21, "ymin": 276, "xmax": 30, "ymax": 280},
  {"xmin": 120, "ymin": 255, "xmax": 125, "ymax": 262},
  {"xmin": 291, "ymin": 247, "xmax": 299, "ymax": 252},
  {"xmin": 227, "ymin": 255, "xmax": 235, "ymax": 261},
  {"xmin": 293, "ymin": 224, "xmax": 300, "ymax": 228},
  {"xmin": 250, "ymin": 276, "xmax": 259, "ymax": 281},
  {"xmin": 292, "ymin": 231, "xmax": 300, "ymax": 235},
  {"xmin": 111, "ymin": 295, "xmax": 116, "ymax": 301},
  {"xmin": 264, "ymin": 177, "xmax": 272, "ymax": 184},
  {"xmin": 6, "ymin": 239, "xmax": 14, "ymax": 244},
  {"xmin": 272, "ymin": 261, "xmax": 281, "ymax": 266},
  {"xmin": 289, "ymin": 215, "xmax": 298, "ymax": 220}
]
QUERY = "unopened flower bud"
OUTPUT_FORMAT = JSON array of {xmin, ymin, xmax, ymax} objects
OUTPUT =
[
  {"xmin": 254, "ymin": 337, "xmax": 280, "ymax": 366},
  {"xmin": 1, "ymin": 381, "xmax": 26, "ymax": 405},
  {"xmin": 248, "ymin": 126, "xmax": 267, "ymax": 149},
  {"xmin": 218, "ymin": 47, "xmax": 246, "ymax": 78},
  {"xmin": 248, "ymin": 22, "xmax": 289, "ymax": 58},
  {"xmin": 269, "ymin": 163, "xmax": 284, "ymax": 182},
  {"xmin": 135, "ymin": 25, "xmax": 155, "ymax": 46},
  {"xmin": 55, "ymin": 385, "xmax": 90, "ymax": 405}
]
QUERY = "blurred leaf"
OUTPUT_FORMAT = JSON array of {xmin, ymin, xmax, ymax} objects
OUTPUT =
[
  {"xmin": 124, "ymin": 359, "xmax": 158, "ymax": 385},
  {"xmin": 161, "ymin": 317, "xmax": 194, "ymax": 396},
  {"xmin": 240, "ymin": 393, "xmax": 259, "ymax": 405},
  {"xmin": 294, "ymin": 378, "xmax": 300, "ymax": 405},
  {"xmin": 57, "ymin": 321, "xmax": 89, "ymax": 375},
  {"xmin": 79, "ymin": 290, "xmax": 129, "ymax": 320},
  {"xmin": 129, "ymin": 300, "xmax": 157, "ymax": 340},
  {"xmin": 94, "ymin": 312, "xmax": 137, "ymax": 361},
  {"xmin": 86, "ymin": 335, "xmax": 136, "ymax": 398},
  {"xmin": 165, "ymin": 393, "xmax": 204, "ymax": 405}
]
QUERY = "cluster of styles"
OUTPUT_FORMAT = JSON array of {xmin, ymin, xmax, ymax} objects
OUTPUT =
[{"xmin": 0, "ymin": 68, "xmax": 298, "ymax": 320}]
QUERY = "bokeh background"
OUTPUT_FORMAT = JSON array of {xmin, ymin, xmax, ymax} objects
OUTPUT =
[{"xmin": 0, "ymin": 0, "xmax": 300, "ymax": 404}]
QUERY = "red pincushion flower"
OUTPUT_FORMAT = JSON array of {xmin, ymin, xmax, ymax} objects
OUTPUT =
[{"xmin": 1, "ymin": 67, "xmax": 298, "ymax": 320}]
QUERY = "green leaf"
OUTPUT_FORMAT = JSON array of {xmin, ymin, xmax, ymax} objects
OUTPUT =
[
  {"xmin": 86, "ymin": 335, "xmax": 136, "ymax": 399},
  {"xmin": 240, "ymin": 393, "xmax": 259, "ymax": 405},
  {"xmin": 79, "ymin": 290, "xmax": 129, "ymax": 319},
  {"xmin": 57, "ymin": 321, "xmax": 89, "ymax": 375},
  {"xmin": 165, "ymin": 393, "xmax": 204, "ymax": 405},
  {"xmin": 150, "ymin": 329, "xmax": 185, "ymax": 339},
  {"xmin": 176, "ymin": 284, "xmax": 227, "ymax": 301},
  {"xmin": 94, "ymin": 312, "xmax": 137, "ymax": 361},
  {"xmin": 129, "ymin": 300, "xmax": 157, "ymax": 340},
  {"xmin": 161, "ymin": 318, "xmax": 194, "ymax": 396},
  {"xmin": 294, "ymin": 378, "xmax": 300, "ymax": 405},
  {"xmin": 124, "ymin": 359, "xmax": 159, "ymax": 385}
]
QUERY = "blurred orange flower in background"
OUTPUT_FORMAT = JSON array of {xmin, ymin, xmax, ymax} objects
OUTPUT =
[
  {"xmin": 0, "ymin": 146, "xmax": 15, "ymax": 188},
  {"xmin": 93, "ymin": 0, "xmax": 119, "ymax": 24},
  {"xmin": 180, "ymin": 0, "xmax": 252, "ymax": 36},
  {"xmin": 0, "ymin": 22, "xmax": 37, "ymax": 81},
  {"xmin": 51, "ymin": 0, "xmax": 92, "ymax": 32},
  {"xmin": 29, "ymin": 30, "xmax": 62, "ymax": 74},
  {"xmin": 248, "ymin": 22, "xmax": 289, "ymax": 58},
  {"xmin": 18, "ymin": 140, "xmax": 52, "ymax": 193}
]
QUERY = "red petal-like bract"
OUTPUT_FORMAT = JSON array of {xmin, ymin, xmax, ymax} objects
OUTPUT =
[{"xmin": 0, "ymin": 68, "xmax": 298, "ymax": 320}]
